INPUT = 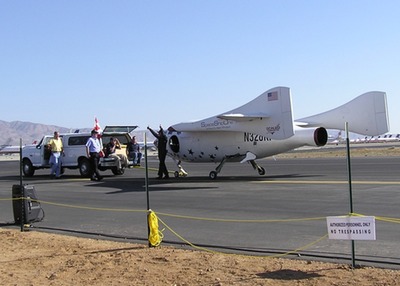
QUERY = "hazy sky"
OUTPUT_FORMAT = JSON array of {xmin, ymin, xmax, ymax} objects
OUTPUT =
[{"xmin": 1, "ymin": 1, "xmax": 399, "ymax": 133}]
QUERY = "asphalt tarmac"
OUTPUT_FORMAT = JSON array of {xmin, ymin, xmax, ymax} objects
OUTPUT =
[{"xmin": 0, "ymin": 155, "xmax": 399, "ymax": 268}]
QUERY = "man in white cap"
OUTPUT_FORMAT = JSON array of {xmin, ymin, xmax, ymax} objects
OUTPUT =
[{"xmin": 85, "ymin": 129, "xmax": 103, "ymax": 181}]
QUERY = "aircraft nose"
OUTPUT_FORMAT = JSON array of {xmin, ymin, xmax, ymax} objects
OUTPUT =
[{"xmin": 168, "ymin": 135, "xmax": 180, "ymax": 153}]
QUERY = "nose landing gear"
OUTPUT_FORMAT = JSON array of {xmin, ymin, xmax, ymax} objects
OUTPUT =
[{"xmin": 173, "ymin": 160, "xmax": 188, "ymax": 178}]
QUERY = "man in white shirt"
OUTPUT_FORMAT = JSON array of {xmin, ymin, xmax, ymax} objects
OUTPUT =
[{"xmin": 85, "ymin": 129, "xmax": 103, "ymax": 181}]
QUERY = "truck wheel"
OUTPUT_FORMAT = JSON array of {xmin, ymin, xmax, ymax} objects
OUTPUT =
[
  {"xmin": 22, "ymin": 159, "xmax": 35, "ymax": 177},
  {"xmin": 79, "ymin": 158, "xmax": 92, "ymax": 177}
]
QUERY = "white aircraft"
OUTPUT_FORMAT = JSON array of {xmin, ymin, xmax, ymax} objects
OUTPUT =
[
  {"xmin": 379, "ymin": 133, "xmax": 400, "ymax": 142},
  {"xmin": 140, "ymin": 141, "xmax": 157, "ymax": 151},
  {"xmin": 164, "ymin": 86, "xmax": 389, "ymax": 179},
  {"xmin": 327, "ymin": 130, "xmax": 344, "ymax": 145},
  {"xmin": 361, "ymin": 133, "xmax": 400, "ymax": 143},
  {"xmin": 0, "ymin": 145, "xmax": 20, "ymax": 154}
]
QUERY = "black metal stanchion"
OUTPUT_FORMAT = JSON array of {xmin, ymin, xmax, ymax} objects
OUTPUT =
[
  {"xmin": 19, "ymin": 138, "xmax": 24, "ymax": 232},
  {"xmin": 145, "ymin": 133, "xmax": 150, "ymax": 210},
  {"xmin": 345, "ymin": 123, "xmax": 356, "ymax": 268},
  {"xmin": 144, "ymin": 133, "xmax": 152, "ymax": 247}
]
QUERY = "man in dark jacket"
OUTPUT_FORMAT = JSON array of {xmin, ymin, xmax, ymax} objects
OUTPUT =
[{"xmin": 147, "ymin": 125, "xmax": 169, "ymax": 179}]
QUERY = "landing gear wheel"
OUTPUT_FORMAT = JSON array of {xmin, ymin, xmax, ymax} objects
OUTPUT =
[
  {"xmin": 174, "ymin": 170, "xmax": 188, "ymax": 178},
  {"xmin": 209, "ymin": 171, "xmax": 218, "ymax": 180},
  {"xmin": 258, "ymin": 167, "xmax": 266, "ymax": 176}
]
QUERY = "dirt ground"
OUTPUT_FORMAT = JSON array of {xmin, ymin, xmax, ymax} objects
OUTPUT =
[
  {"xmin": 1, "ymin": 228, "xmax": 400, "ymax": 286},
  {"xmin": 1, "ymin": 145, "xmax": 400, "ymax": 285}
]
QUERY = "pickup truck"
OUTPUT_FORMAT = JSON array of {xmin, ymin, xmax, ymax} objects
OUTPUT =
[{"xmin": 21, "ymin": 126, "xmax": 137, "ymax": 177}]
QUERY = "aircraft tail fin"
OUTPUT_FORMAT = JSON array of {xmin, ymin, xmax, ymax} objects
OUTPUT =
[
  {"xmin": 170, "ymin": 87, "xmax": 294, "ymax": 140},
  {"xmin": 296, "ymin": 91, "xmax": 389, "ymax": 136}
]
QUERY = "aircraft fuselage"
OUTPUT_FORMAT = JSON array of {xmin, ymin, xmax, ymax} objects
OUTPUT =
[{"xmin": 166, "ymin": 127, "xmax": 328, "ymax": 163}]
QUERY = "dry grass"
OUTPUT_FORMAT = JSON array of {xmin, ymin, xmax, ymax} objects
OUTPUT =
[{"xmin": 276, "ymin": 145, "xmax": 400, "ymax": 159}]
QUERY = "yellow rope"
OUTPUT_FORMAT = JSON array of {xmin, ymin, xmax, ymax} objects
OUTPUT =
[
  {"xmin": 157, "ymin": 214, "xmax": 328, "ymax": 258},
  {"xmin": 148, "ymin": 210, "xmax": 163, "ymax": 247},
  {"xmin": 155, "ymin": 211, "xmax": 326, "ymax": 223},
  {"xmin": 4, "ymin": 198, "xmax": 400, "ymax": 225}
]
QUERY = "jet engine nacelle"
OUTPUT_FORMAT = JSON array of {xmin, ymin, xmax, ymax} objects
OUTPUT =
[
  {"xmin": 290, "ymin": 127, "xmax": 328, "ymax": 147},
  {"xmin": 249, "ymin": 126, "xmax": 328, "ymax": 158}
]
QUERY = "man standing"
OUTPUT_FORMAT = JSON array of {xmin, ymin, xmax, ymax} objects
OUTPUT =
[
  {"xmin": 127, "ymin": 136, "xmax": 142, "ymax": 166},
  {"xmin": 147, "ymin": 125, "xmax": 169, "ymax": 179},
  {"xmin": 86, "ymin": 129, "xmax": 103, "ymax": 181},
  {"xmin": 48, "ymin": 131, "xmax": 63, "ymax": 179}
]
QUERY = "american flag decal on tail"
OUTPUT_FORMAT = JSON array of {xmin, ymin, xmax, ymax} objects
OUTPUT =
[{"xmin": 267, "ymin": 91, "xmax": 278, "ymax": 101}]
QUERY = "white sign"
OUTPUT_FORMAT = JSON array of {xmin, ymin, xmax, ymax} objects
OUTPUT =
[{"xmin": 326, "ymin": 216, "xmax": 376, "ymax": 240}]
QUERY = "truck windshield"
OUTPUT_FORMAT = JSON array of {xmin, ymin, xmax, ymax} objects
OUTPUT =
[{"xmin": 103, "ymin": 126, "xmax": 138, "ymax": 133}]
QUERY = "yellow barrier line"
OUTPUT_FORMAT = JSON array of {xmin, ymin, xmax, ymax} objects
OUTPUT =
[
  {"xmin": 375, "ymin": 216, "xmax": 400, "ymax": 223},
  {"xmin": 351, "ymin": 212, "xmax": 400, "ymax": 223},
  {"xmin": 3, "ymin": 197, "xmax": 147, "ymax": 213},
  {"xmin": 0, "ymin": 197, "xmax": 27, "ymax": 202},
  {"xmin": 255, "ymin": 180, "xmax": 400, "ymax": 185},
  {"xmin": 269, "ymin": 234, "xmax": 329, "ymax": 258},
  {"xmin": 156, "ymin": 211, "xmax": 326, "ymax": 223},
  {"xmin": 37, "ymin": 199, "xmax": 148, "ymax": 212},
  {"xmin": 3, "ymin": 198, "xmax": 400, "ymax": 224},
  {"xmin": 4, "ymin": 197, "xmax": 400, "ymax": 223},
  {"xmin": 157, "ymin": 214, "xmax": 329, "ymax": 258}
]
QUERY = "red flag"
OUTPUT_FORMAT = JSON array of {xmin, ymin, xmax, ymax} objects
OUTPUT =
[{"xmin": 94, "ymin": 117, "xmax": 103, "ymax": 133}]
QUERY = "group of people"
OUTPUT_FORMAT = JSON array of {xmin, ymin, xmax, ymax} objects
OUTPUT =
[
  {"xmin": 85, "ymin": 130, "xmax": 143, "ymax": 181},
  {"xmin": 48, "ymin": 125, "xmax": 168, "ymax": 181},
  {"xmin": 47, "ymin": 129, "xmax": 104, "ymax": 180}
]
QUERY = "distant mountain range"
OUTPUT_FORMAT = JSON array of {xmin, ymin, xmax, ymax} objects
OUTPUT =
[{"xmin": 0, "ymin": 120, "xmax": 153, "ymax": 146}]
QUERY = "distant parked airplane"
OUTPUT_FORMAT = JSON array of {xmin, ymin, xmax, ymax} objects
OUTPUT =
[
  {"xmin": 0, "ymin": 145, "xmax": 20, "ymax": 154},
  {"xmin": 0, "ymin": 141, "xmax": 37, "ymax": 154}
]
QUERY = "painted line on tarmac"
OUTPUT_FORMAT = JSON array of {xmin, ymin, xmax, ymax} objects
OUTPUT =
[{"xmin": 254, "ymin": 180, "xmax": 400, "ymax": 185}]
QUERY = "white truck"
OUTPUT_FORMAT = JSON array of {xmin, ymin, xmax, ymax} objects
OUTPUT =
[{"xmin": 21, "ymin": 126, "xmax": 137, "ymax": 177}]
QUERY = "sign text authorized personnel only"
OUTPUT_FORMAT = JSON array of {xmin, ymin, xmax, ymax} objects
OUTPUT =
[{"xmin": 326, "ymin": 216, "xmax": 376, "ymax": 240}]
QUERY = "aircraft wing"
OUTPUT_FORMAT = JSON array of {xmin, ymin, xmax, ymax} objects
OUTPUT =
[
  {"xmin": 295, "ymin": 91, "xmax": 389, "ymax": 136},
  {"xmin": 169, "ymin": 87, "xmax": 294, "ymax": 140},
  {"xmin": 217, "ymin": 113, "xmax": 269, "ymax": 121}
]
